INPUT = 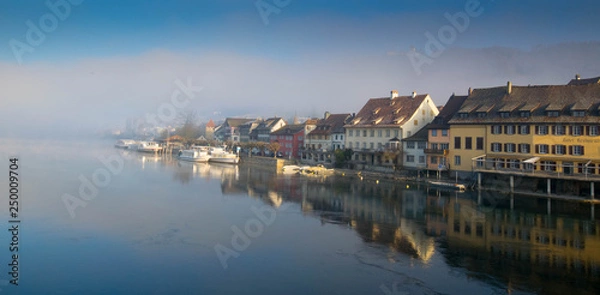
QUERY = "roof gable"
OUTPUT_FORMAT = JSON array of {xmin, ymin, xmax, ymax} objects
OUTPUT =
[{"xmin": 347, "ymin": 94, "xmax": 429, "ymax": 128}]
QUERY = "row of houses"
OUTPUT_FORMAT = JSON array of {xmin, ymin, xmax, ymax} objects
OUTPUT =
[{"xmin": 208, "ymin": 75, "xmax": 600, "ymax": 184}]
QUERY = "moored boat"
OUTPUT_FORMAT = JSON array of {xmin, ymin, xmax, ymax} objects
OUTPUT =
[
  {"xmin": 427, "ymin": 180, "xmax": 466, "ymax": 192},
  {"xmin": 208, "ymin": 147, "xmax": 240, "ymax": 164},
  {"xmin": 137, "ymin": 141, "xmax": 162, "ymax": 153},
  {"xmin": 178, "ymin": 149, "xmax": 211, "ymax": 163},
  {"xmin": 115, "ymin": 139, "xmax": 137, "ymax": 149}
]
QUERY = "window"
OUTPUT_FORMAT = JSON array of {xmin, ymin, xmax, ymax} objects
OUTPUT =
[
  {"xmin": 459, "ymin": 113, "xmax": 468, "ymax": 119},
  {"xmin": 386, "ymin": 129, "xmax": 391, "ymax": 137},
  {"xmin": 518, "ymin": 144, "xmax": 530, "ymax": 154},
  {"xmin": 476, "ymin": 137, "xmax": 484, "ymax": 150},
  {"xmin": 377, "ymin": 143, "xmax": 383, "ymax": 150},
  {"xmin": 377, "ymin": 130, "xmax": 382, "ymax": 137},
  {"xmin": 441, "ymin": 143, "xmax": 449, "ymax": 150},
  {"xmin": 505, "ymin": 125, "xmax": 515, "ymax": 135},
  {"xmin": 362, "ymin": 142, "xmax": 366, "ymax": 149},
  {"xmin": 520, "ymin": 111, "xmax": 530, "ymax": 118},
  {"xmin": 465, "ymin": 137, "xmax": 472, "ymax": 149},
  {"xmin": 406, "ymin": 155, "xmax": 415, "ymax": 163},
  {"xmin": 571, "ymin": 125, "xmax": 583, "ymax": 136},
  {"xmin": 349, "ymin": 130, "xmax": 353, "ymax": 137},
  {"xmin": 454, "ymin": 156, "xmax": 461, "ymax": 166},
  {"xmin": 536, "ymin": 125, "xmax": 548, "ymax": 135},
  {"xmin": 431, "ymin": 156, "xmax": 438, "ymax": 164},
  {"xmin": 431, "ymin": 129, "xmax": 437, "ymax": 137},
  {"xmin": 500, "ymin": 112, "xmax": 510, "ymax": 118},
  {"xmin": 519, "ymin": 125, "xmax": 530, "ymax": 134},
  {"xmin": 572, "ymin": 145, "xmax": 585, "ymax": 156},
  {"xmin": 505, "ymin": 143, "xmax": 516, "ymax": 153},
  {"xmin": 417, "ymin": 142, "xmax": 426, "ymax": 149},
  {"xmin": 431, "ymin": 143, "xmax": 438, "ymax": 150},
  {"xmin": 355, "ymin": 142, "xmax": 359, "ymax": 149},
  {"xmin": 554, "ymin": 125, "xmax": 566, "ymax": 135},
  {"xmin": 572, "ymin": 110, "xmax": 585, "ymax": 117},
  {"xmin": 363, "ymin": 130, "xmax": 367, "ymax": 137},
  {"xmin": 547, "ymin": 111, "xmax": 560, "ymax": 117},
  {"xmin": 476, "ymin": 112, "xmax": 486, "ymax": 118},
  {"xmin": 349, "ymin": 142, "xmax": 353, "ymax": 148},
  {"xmin": 407, "ymin": 142, "xmax": 415, "ymax": 149},
  {"xmin": 394, "ymin": 130, "xmax": 399, "ymax": 137},
  {"xmin": 491, "ymin": 143, "xmax": 502, "ymax": 152},
  {"xmin": 441, "ymin": 129, "xmax": 448, "ymax": 136},
  {"xmin": 419, "ymin": 156, "xmax": 425, "ymax": 163},
  {"xmin": 414, "ymin": 120, "xmax": 418, "ymax": 125},
  {"xmin": 454, "ymin": 137, "xmax": 461, "ymax": 149},
  {"xmin": 369, "ymin": 142, "xmax": 374, "ymax": 149},
  {"xmin": 370, "ymin": 130, "xmax": 375, "ymax": 137},
  {"xmin": 590, "ymin": 126, "xmax": 599, "ymax": 136},
  {"xmin": 554, "ymin": 145, "xmax": 566, "ymax": 155},
  {"xmin": 491, "ymin": 125, "xmax": 502, "ymax": 134},
  {"xmin": 536, "ymin": 144, "xmax": 549, "ymax": 154}
]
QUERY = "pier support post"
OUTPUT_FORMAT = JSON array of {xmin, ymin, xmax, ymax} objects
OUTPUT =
[
  {"xmin": 592, "ymin": 204, "xmax": 595, "ymax": 220},
  {"xmin": 547, "ymin": 198, "xmax": 551, "ymax": 215},
  {"xmin": 510, "ymin": 194, "xmax": 514, "ymax": 210},
  {"xmin": 477, "ymin": 173, "xmax": 482, "ymax": 190},
  {"xmin": 477, "ymin": 189, "xmax": 481, "ymax": 205},
  {"xmin": 591, "ymin": 182, "xmax": 595, "ymax": 200},
  {"xmin": 509, "ymin": 175, "xmax": 514, "ymax": 193},
  {"xmin": 547, "ymin": 179, "xmax": 551, "ymax": 195}
]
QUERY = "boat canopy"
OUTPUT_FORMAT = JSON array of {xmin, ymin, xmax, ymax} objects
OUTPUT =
[{"xmin": 523, "ymin": 157, "xmax": 540, "ymax": 164}]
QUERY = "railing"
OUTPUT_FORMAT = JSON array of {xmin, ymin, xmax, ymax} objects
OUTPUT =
[{"xmin": 424, "ymin": 149, "xmax": 444, "ymax": 155}]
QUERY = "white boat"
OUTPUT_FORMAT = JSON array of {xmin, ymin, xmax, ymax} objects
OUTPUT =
[
  {"xmin": 114, "ymin": 139, "xmax": 137, "ymax": 149},
  {"xmin": 299, "ymin": 164, "xmax": 334, "ymax": 176},
  {"xmin": 281, "ymin": 165, "xmax": 302, "ymax": 174},
  {"xmin": 208, "ymin": 147, "xmax": 240, "ymax": 164},
  {"xmin": 137, "ymin": 141, "xmax": 162, "ymax": 153},
  {"xmin": 427, "ymin": 181, "xmax": 466, "ymax": 192},
  {"xmin": 178, "ymin": 149, "xmax": 211, "ymax": 163}
]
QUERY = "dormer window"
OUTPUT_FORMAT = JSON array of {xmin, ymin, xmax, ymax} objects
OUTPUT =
[
  {"xmin": 547, "ymin": 111, "xmax": 559, "ymax": 117},
  {"xmin": 520, "ymin": 111, "xmax": 530, "ymax": 118},
  {"xmin": 476, "ymin": 112, "xmax": 486, "ymax": 118},
  {"xmin": 458, "ymin": 112, "xmax": 468, "ymax": 119},
  {"xmin": 572, "ymin": 110, "xmax": 585, "ymax": 117},
  {"xmin": 499, "ymin": 112, "xmax": 510, "ymax": 118},
  {"xmin": 372, "ymin": 108, "xmax": 381, "ymax": 115}
]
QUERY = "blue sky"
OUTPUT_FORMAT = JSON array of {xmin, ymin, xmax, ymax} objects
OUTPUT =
[{"xmin": 1, "ymin": 0, "xmax": 600, "ymax": 136}]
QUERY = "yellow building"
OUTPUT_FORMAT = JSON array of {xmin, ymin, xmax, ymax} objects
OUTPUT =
[{"xmin": 448, "ymin": 76, "xmax": 600, "ymax": 197}]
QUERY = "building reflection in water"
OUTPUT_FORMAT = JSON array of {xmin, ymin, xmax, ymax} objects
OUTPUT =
[{"xmin": 216, "ymin": 165, "xmax": 599, "ymax": 295}]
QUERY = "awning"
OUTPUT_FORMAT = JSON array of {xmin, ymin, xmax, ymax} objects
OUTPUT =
[
  {"xmin": 523, "ymin": 157, "xmax": 540, "ymax": 164},
  {"xmin": 471, "ymin": 154, "xmax": 486, "ymax": 161}
]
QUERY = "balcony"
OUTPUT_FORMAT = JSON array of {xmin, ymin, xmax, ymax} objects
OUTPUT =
[{"xmin": 424, "ymin": 149, "xmax": 445, "ymax": 155}]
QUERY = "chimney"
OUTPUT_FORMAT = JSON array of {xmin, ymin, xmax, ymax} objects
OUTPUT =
[
  {"xmin": 390, "ymin": 90, "xmax": 399, "ymax": 99},
  {"xmin": 468, "ymin": 87, "xmax": 473, "ymax": 95},
  {"xmin": 507, "ymin": 81, "xmax": 512, "ymax": 95},
  {"xmin": 324, "ymin": 111, "xmax": 330, "ymax": 119},
  {"xmin": 576, "ymin": 74, "xmax": 581, "ymax": 80},
  {"xmin": 411, "ymin": 91, "xmax": 417, "ymax": 98}
]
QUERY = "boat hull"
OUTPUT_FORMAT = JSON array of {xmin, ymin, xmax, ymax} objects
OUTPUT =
[{"xmin": 209, "ymin": 157, "xmax": 240, "ymax": 164}]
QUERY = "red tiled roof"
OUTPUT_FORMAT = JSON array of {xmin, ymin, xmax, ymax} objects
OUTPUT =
[
  {"xmin": 206, "ymin": 119, "xmax": 216, "ymax": 128},
  {"xmin": 345, "ymin": 94, "xmax": 429, "ymax": 128}
]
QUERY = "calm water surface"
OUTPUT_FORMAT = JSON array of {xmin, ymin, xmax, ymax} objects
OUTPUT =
[{"xmin": 0, "ymin": 139, "xmax": 598, "ymax": 294}]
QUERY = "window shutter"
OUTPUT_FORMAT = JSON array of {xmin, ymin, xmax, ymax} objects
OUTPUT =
[
  {"xmin": 504, "ymin": 126, "xmax": 507, "ymax": 134},
  {"xmin": 586, "ymin": 126, "xmax": 590, "ymax": 136},
  {"xmin": 551, "ymin": 126, "xmax": 556, "ymax": 134},
  {"xmin": 568, "ymin": 146, "xmax": 573, "ymax": 155},
  {"xmin": 504, "ymin": 143, "xmax": 508, "ymax": 152},
  {"xmin": 569, "ymin": 126, "xmax": 573, "ymax": 135},
  {"xmin": 518, "ymin": 126, "xmax": 521, "ymax": 134},
  {"xmin": 582, "ymin": 146, "xmax": 585, "ymax": 155},
  {"xmin": 518, "ymin": 144, "xmax": 522, "ymax": 153},
  {"xmin": 552, "ymin": 145, "xmax": 556, "ymax": 154},
  {"xmin": 535, "ymin": 145, "xmax": 539, "ymax": 154},
  {"xmin": 535, "ymin": 126, "xmax": 539, "ymax": 134}
]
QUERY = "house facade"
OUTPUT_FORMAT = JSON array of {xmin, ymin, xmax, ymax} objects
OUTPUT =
[
  {"xmin": 302, "ymin": 112, "xmax": 352, "ymax": 164},
  {"xmin": 402, "ymin": 126, "xmax": 428, "ymax": 170},
  {"xmin": 214, "ymin": 118, "xmax": 254, "ymax": 142},
  {"xmin": 448, "ymin": 76, "xmax": 600, "ymax": 197},
  {"xmin": 344, "ymin": 90, "xmax": 439, "ymax": 169},
  {"xmin": 425, "ymin": 95, "xmax": 468, "ymax": 172},
  {"xmin": 270, "ymin": 123, "xmax": 316, "ymax": 158},
  {"xmin": 255, "ymin": 117, "xmax": 287, "ymax": 142}
]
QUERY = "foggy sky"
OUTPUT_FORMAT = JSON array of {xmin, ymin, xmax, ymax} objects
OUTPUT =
[{"xmin": 1, "ymin": 0, "xmax": 599, "ymax": 138}]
